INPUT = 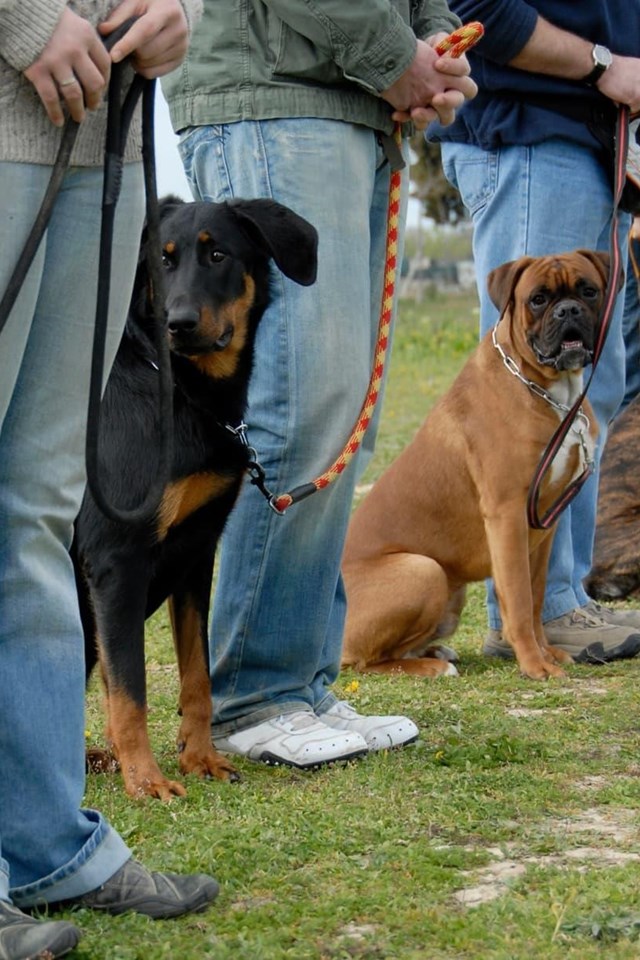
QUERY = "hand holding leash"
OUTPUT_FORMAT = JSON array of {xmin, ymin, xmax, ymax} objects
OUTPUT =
[
  {"xmin": 388, "ymin": 21, "xmax": 483, "ymax": 129},
  {"xmin": 24, "ymin": 7, "xmax": 111, "ymax": 127},
  {"xmin": 98, "ymin": 0, "xmax": 189, "ymax": 78}
]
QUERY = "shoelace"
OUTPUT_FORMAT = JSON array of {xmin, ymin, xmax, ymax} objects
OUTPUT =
[
  {"xmin": 570, "ymin": 608, "xmax": 608, "ymax": 628},
  {"xmin": 280, "ymin": 713, "xmax": 319, "ymax": 731}
]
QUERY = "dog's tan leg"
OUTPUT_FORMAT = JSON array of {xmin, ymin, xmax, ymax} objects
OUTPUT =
[
  {"xmin": 485, "ymin": 511, "xmax": 565, "ymax": 679},
  {"xmin": 342, "ymin": 552, "xmax": 458, "ymax": 677},
  {"xmin": 530, "ymin": 533, "xmax": 573, "ymax": 666},
  {"xmin": 168, "ymin": 595, "xmax": 239, "ymax": 784},
  {"xmin": 105, "ymin": 689, "xmax": 188, "ymax": 800}
]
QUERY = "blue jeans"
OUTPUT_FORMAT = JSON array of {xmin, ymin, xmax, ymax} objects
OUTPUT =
[
  {"xmin": 441, "ymin": 138, "xmax": 630, "ymax": 628},
  {"xmin": 178, "ymin": 119, "xmax": 408, "ymax": 735},
  {"xmin": 621, "ymin": 234, "xmax": 640, "ymax": 410},
  {"xmin": 0, "ymin": 162, "xmax": 144, "ymax": 905}
]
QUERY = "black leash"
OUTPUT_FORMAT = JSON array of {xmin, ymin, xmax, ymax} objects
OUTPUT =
[
  {"xmin": 84, "ymin": 57, "xmax": 174, "ymax": 525},
  {"xmin": 0, "ymin": 20, "xmax": 174, "ymax": 526},
  {"xmin": 526, "ymin": 104, "xmax": 630, "ymax": 530}
]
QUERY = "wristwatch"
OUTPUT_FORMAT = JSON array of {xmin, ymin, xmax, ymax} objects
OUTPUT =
[{"xmin": 583, "ymin": 44, "xmax": 613, "ymax": 86}]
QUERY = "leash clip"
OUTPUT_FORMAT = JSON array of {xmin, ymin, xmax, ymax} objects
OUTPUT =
[{"xmin": 225, "ymin": 422, "xmax": 283, "ymax": 511}]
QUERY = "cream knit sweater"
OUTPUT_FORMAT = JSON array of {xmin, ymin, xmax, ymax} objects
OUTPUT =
[{"xmin": 0, "ymin": 0, "xmax": 201, "ymax": 166}]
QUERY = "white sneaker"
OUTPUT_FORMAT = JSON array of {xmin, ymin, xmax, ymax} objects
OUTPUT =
[
  {"xmin": 213, "ymin": 711, "xmax": 368, "ymax": 769},
  {"xmin": 319, "ymin": 701, "xmax": 419, "ymax": 751}
]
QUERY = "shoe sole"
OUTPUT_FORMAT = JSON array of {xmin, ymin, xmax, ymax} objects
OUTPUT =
[
  {"xmin": 571, "ymin": 633, "xmax": 640, "ymax": 664},
  {"xmin": 367, "ymin": 732, "xmax": 420, "ymax": 751},
  {"xmin": 482, "ymin": 645, "xmax": 515, "ymax": 660},
  {"xmin": 85, "ymin": 886, "xmax": 219, "ymax": 919},
  {"xmin": 256, "ymin": 746, "xmax": 369, "ymax": 770}
]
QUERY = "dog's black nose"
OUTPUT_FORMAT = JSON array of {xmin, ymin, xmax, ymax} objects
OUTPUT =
[
  {"xmin": 167, "ymin": 310, "xmax": 199, "ymax": 334},
  {"xmin": 552, "ymin": 299, "xmax": 585, "ymax": 323}
]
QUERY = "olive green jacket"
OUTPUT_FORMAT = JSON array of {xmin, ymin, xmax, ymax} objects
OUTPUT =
[{"xmin": 164, "ymin": 0, "xmax": 460, "ymax": 137}]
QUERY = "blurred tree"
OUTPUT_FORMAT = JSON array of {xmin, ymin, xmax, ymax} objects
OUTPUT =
[{"xmin": 410, "ymin": 134, "xmax": 467, "ymax": 225}]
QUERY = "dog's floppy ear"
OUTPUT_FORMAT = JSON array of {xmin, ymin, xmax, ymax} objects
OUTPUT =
[
  {"xmin": 227, "ymin": 199, "xmax": 318, "ymax": 286},
  {"xmin": 487, "ymin": 256, "xmax": 536, "ymax": 314},
  {"xmin": 574, "ymin": 248, "xmax": 625, "ymax": 294}
]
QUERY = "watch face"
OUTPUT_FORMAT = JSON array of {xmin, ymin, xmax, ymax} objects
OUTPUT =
[{"xmin": 593, "ymin": 44, "xmax": 613, "ymax": 68}]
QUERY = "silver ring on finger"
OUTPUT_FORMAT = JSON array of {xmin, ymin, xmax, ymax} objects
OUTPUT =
[{"xmin": 58, "ymin": 77, "xmax": 79, "ymax": 88}]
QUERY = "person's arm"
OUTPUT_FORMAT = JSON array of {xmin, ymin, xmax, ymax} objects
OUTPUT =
[
  {"xmin": 510, "ymin": 16, "xmax": 640, "ymax": 114},
  {"xmin": 447, "ymin": 0, "xmax": 640, "ymax": 113},
  {"xmin": 260, "ymin": 1, "xmax": 476, "ymax": 128},
  {"xmin": 0, "ymin": 0, "xmax": 68, "ymax": 74}
]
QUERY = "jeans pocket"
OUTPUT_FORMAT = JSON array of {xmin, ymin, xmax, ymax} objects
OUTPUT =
[
  {"xmin": 441, "ymin": 144, "xmax": 498, "ymax": 219},
  {"xmin": 177, "ymin": 125, "xmax": 229, "ymax": 202}
]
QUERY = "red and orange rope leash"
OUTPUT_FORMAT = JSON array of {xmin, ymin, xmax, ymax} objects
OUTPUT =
[{"xmin": 268, "ymin": 22, "xmax": 484, "ymax": 514}]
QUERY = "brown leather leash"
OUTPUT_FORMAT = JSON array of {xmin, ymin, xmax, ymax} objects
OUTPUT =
[{"xmin": 527, "ymin": 104, "xmax": 630, "ymax": 529}]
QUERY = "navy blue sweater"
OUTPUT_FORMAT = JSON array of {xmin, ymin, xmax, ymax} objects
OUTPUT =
[{"xmin": 429, "ymin": 0, "xmax": 640, "ymax": 152}]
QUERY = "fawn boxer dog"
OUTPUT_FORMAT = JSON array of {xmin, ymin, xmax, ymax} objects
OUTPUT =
[{"xmin": 342, "ymin": 250, "xmax": 618, "ymax": 681}]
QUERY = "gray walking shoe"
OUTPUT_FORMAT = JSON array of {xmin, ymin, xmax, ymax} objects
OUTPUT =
[
  {"xmin": 0, "ymin": 899, "xmax": 80, "ymax": 960},
  {"xmin": 584, "ymin": 599, "xmax": 640, "ymax": 629},
  {"xmin": 59, "ymin": 859, "xmax": 219, "ymax": 919},
  {"xmin": 483, "ymin": 606, "xmax": 640, "ymax": 664}
]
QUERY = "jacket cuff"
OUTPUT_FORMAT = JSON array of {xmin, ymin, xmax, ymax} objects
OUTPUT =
[{"xmin": 344, "ymin": 10, "xmax": 418, "ymax": 94}]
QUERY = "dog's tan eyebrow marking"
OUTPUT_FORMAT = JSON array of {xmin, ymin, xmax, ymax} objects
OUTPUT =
[
  {"xmin": 164, "ymin": 241, "xmax": 176, "ymax": 255},
  {"xmin": 198, "ymin": 230, "xmax": 212, "ymax": 244}
]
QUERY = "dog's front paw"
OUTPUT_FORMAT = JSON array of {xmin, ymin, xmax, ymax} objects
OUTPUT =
[
  {"xmin": 178, "ymin": 742, "xmax": 241, "ymax": 783},
  {"xmin": 519, "ymin": 658, "xmax": 565, "ymax": 680}
]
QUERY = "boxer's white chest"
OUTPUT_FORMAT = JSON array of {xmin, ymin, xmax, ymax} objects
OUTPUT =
[{"xmin": 547, "ymin": 372, "xmax": 595, "ymax": 483}]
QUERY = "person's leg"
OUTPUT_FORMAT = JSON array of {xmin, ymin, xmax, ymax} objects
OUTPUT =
[
  {"xmin": 0, "ymin": 162, "xmax": 221, "ymax": 923},
  {"xmin": 0, "ymin": 163, "xmax": 144, "ymax": 905},
  {"xmin": 620, "ymin": 231, "xmax": 640, "ymax": 410},
  {"xmin": 179, "ymin": 120, "xmax": 416, "ymax": 760},
  {"xmin": 441, "ymin": 140, "xmax": 639, "ymax": 658}
]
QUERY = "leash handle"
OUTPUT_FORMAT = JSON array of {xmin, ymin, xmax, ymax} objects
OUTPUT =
[
  {"xmin": 434, "ymin": 21, "xmax": 484, "ymax": 57},
  {"xmin": 527, "ymin": 105, "xmax": 630, "ymax": 529}
]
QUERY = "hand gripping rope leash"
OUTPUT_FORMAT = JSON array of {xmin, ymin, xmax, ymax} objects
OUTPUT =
[
  {"xmin": 0, "ymin": 20, "xmax": 174, "ymax": 526},
  {"xmin": 267, "ymin": 21, "xmax": 484, "ymax": 515},
  {"xmin": 526, "ymin": 104, "xmax": 631, "ymax": 530}
]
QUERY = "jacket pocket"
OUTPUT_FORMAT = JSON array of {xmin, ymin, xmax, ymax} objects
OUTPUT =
[{"xmin": 267, "ymin": 16, "xmax": 346, "ymax": 87}]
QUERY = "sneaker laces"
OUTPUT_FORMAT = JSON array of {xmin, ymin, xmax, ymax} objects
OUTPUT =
[
  {"xmin": 278, "ymin": 711, "xmax": 321, "ymax": 732},
  {"xmin": 571, "ymin": 607, "xmax": 608, "ymax": 628}
]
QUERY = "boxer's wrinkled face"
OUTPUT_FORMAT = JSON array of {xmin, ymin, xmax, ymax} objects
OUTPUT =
[
  {"xmin": 488, "ymin": 250, "xmax": 615, "ymax": 374},
  {"xmin": 521, "ymin": 257, "xmax": 603, "ymax": 371}
]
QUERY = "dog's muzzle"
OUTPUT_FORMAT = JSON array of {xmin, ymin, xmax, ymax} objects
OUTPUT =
[{"xmin": 531, "ymin": 298, "xmax": 596, "ymax": 371}]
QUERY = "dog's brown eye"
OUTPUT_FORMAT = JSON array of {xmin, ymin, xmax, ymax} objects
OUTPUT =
[
  {"xmin": 209, "ymin": 249, "xmax": 226, "ymax": 264},
  {"xmin": 162, "ymin": 251, "xmax": 176, "ymax": 270},
  {"xmin": 530, "ymin": 293, "xmax": 548, "ymax": 308},
  {"xmin": 582, "ymin": 286, "xmax": 598, "ymax": 300}
]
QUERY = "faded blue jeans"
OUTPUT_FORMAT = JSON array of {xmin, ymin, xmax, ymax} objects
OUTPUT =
[
  {"xmin": 621, "ymin": 233, "xmax": 640, "ymax": 410},
  {"xmin": 441, "ymin": 138, "xmax": 630, "ymax": 628},
  {"xmin": 178, "ymin": 119, "xmax": 408, "ymax": 735},
  {"xmin": 0, "ymin": 162, "xmax": 144, "ymax": 905}
]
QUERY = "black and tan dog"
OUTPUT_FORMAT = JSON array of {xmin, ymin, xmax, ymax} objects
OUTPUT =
[
  {"xmin": 587, "ymin": 392, "xmax": 640, "ymax": 601},
  {"xmin": 342, "ymin": 250, "xmax": 619, "ymax": 681},
  {"xmin": 73, "ymin": 196, "xmax": 317, "ymax": 799}
]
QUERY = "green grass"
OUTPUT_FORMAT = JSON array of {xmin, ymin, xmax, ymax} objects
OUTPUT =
[{"xmin": 73, "ymin": 291, "xmax": 640, "ymax": 959}]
